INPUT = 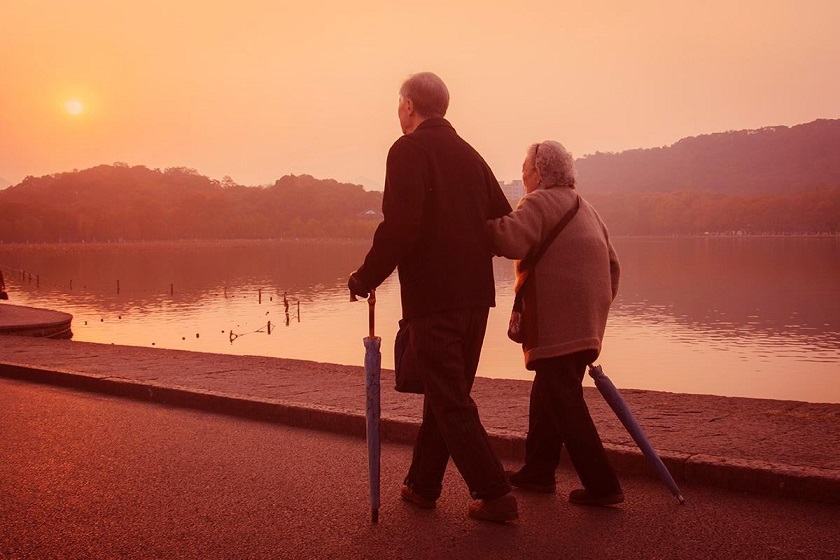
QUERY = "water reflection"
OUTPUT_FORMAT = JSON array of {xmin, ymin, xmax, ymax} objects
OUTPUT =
[
  {"xmin": 494, "ymin": 237, "xmax": 840, "ymax": 356},
  {"xmin": 1, "ymin": 240, "xmax": 368, "ymax": 304},
  {"xmin": 1, "ymin": 238, "xmax": 838, "ymax": 403}
]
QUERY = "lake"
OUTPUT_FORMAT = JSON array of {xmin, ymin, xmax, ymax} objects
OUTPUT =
[{"xmin": 1, "ymin": 237, "xmax": 838, "ymax": 403}]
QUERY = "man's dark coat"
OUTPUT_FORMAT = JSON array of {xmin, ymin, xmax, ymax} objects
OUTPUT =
[{"xmin": 356, "ymin": 118, "xmax": 511, "ymax": 319}]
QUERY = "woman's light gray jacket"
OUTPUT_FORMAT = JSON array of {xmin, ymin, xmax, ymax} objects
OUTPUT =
[{"xmin": 487, "ymin": 185, "xmax": 620, "ymax": 369}]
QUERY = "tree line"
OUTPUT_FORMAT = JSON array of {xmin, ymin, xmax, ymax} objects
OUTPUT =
[
  {"xmin": 1, "ymin": 161, "xmax": 837, "ymax": 243},
  {"xmin": 0, "ymin": 164, "xmax": 383, "ymax": 242},
  {"xmin": 586, "ymin": 189, "xmax": 840, "ymax": 236}
]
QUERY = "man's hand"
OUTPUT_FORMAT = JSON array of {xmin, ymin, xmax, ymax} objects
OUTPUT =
[{"xmin": 348, "ymin": 272, "xmax": 370, "ymax": 300}]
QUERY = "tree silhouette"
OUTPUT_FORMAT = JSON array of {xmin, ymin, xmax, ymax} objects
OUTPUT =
[{"xmin": 0, "ymin": 166, "xmax": 383, "ymax": 242}]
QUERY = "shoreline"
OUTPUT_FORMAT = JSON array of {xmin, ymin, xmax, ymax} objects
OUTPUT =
[{"xmin": 2, "ymin": 334, "xmax": 838, "ymax": 505}]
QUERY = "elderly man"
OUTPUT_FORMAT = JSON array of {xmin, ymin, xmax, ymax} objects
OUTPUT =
[{"xmin": 348, "ymin": 72, "xmax": 517, "ymax": 522}]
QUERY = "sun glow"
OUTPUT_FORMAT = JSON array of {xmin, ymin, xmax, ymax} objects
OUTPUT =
[{"xmin": 65, "ymin": 99, "xmax": 84, "ymax": 116}]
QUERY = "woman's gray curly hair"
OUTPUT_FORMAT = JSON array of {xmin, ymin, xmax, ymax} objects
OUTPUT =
[{"xmin": 529, "ymin": 140, "xmax": 577, "ymax": 189}]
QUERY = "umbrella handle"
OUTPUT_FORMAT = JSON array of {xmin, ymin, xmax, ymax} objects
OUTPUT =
[{"xmin": 368, "ymin": 289, "xmax": 376, "ymax": 337}]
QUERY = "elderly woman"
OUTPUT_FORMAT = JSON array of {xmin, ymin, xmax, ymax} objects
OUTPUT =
[{"xmin": 487, "ymin": 140, "xmax": 623, "ymax": 506}]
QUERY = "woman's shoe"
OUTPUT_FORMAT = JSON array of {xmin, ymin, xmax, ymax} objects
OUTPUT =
[
  {"xmin": 568, "ymin": 488, "xmax": 624, "ymax": 506},
  {"xmin": 505, "ymin": 469, "xmax": 556, "ymax": 493}
]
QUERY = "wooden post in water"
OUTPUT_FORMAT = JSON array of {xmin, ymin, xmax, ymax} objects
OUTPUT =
[
  {"xmin": 117, "ymin": 280, "xmax": 120, "ymax": 294},
  {"xmin": 259, "ymin": 289, "xmax": 262, "ymax": 304},
  {"xmin": 171, "ymin": 283, "xmax": 174, "ymax": 295}
]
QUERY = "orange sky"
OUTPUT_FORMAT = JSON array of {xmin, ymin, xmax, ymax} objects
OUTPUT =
[{"xmin": 2, "ymin": 1, "xmax": 838, "ymax": 189}]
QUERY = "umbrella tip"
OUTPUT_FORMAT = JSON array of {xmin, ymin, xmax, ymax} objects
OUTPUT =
[
  {"xmin": 677, "ymin": 494, "xmax": 686, "ymax": 505},
  {"xmin": 372, "ymin": 508, "xmax": 379, "ymax": 523}
]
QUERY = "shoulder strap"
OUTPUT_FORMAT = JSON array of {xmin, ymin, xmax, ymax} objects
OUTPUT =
[
  {"xmin": 512, "ymin": 195, "xmax": 581, "ymax": 309},
  {"xmin": 520, "ymin": 194, "xmax": 580, "ymax": 271}
]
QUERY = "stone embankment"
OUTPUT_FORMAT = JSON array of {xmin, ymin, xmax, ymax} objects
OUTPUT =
[{"xmin": 1, "ymin": 333, "xmax": 838, "ymax": 505}]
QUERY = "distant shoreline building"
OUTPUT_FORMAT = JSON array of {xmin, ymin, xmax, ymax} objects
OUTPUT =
[
  {"xmin": 499, "ymin": 180, "xmax": 525, "ymax": 208},
  {"xmin": 357, "ymin": 208, "xmax": 383, "ymax": 220}
]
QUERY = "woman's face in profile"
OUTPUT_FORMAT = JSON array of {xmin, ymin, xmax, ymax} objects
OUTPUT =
[{"xmin": 522, "ymin": 154, "xmax": 541, "ymax": 194}]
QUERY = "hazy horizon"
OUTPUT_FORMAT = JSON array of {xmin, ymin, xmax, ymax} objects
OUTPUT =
[{"xmin": 3, "ymin": 1, "xmax": 838, "ymax": 189}]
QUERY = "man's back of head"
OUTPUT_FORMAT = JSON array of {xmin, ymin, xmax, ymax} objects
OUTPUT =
[{"xmin": 399, "ymin": 72, "xmax": 449, "ymax": 119}]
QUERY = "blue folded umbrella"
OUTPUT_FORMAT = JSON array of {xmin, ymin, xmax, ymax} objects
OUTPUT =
[
  {"xmin": 588, "ymin": 364, "xmax": 685, "ymax": 504},
  {"xmin": 361, "ymin": 290, "xmax": 381, "ymax": 522}
]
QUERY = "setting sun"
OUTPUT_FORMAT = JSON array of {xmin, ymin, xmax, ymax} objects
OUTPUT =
[{"xmin": 65, "ymin": 99, "xmax": 84, "ymax": 116}]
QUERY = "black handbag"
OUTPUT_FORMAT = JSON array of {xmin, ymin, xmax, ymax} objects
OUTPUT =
[
  {"xmin": 508, "ymin": 195, "xmax": 581, "ymax": 343},
  {"xmin": 394, "ymin": 319, "xmax": 424, "ymax": 394}
]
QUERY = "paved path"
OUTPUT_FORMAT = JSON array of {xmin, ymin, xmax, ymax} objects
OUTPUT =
[
  {"xmin": 4, "ymin": 379, "xmax": 840, "ymax": 560},
  {"xmin": 1, "ymin": 334, "xmax": 838, "ymax": 505}
]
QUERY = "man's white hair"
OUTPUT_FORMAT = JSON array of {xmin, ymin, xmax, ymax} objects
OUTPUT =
[{"xmin": 399, "ymin": 72, "xmax": 449, "ymax": 118}]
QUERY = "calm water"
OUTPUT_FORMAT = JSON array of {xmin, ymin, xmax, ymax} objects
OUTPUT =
[{"xmin": 1, "ymin": 238, "xmax": 838, "ymax": 403}]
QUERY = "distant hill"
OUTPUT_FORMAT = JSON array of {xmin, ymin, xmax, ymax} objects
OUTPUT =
[
  {"xmin": 2, "ymin": 118, "xmax": 839, "ymax": 239},
  {"xmin": 0, "ymin": 164, "xmax": 383, "ymax": 242},
  {"xmin": 577, "ymin": 119, "xmax": 840, "ymax": 194}
]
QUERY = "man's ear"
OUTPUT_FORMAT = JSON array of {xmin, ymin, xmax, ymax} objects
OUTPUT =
[{"xmin": 403, "ymin": 97, "xmax": 415, "ymax": 115}]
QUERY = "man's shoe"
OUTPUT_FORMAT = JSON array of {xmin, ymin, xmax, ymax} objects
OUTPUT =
[
  {"xmin": 505, "ymin": 469, "xmax": 556, "ymax": 494},
  {"xmin": 468, "ymin": 493, "xmax": 519, "ymax": 523},
  {"xmin": 401, "ymin": 485, "xmax": 436, "ymax": 509},
  {"xmin": 568, "ymin": 488, "xmax": 624, "ymax": 506}
]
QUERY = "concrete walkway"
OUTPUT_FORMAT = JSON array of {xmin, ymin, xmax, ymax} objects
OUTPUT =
[
  {"xmin": 1, "ymin": 334, "xmax": 838, "ymax": 505},
  {"xmin": 0, "ymin": 303, "xmax": 72, "ymax": 338}
]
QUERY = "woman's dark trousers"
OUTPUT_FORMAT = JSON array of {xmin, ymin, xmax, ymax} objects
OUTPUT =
[{"xmin": 524, "ymin": 351, "xmax": 622, "ymax": 496}]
